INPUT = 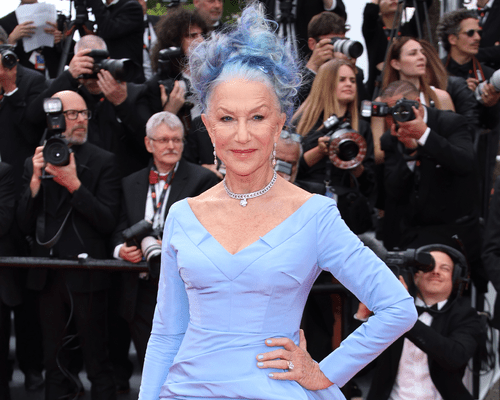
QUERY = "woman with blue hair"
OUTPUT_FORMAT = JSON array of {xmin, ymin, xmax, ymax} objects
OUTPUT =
[{"xmin": 138, "ymin": 3, "xmax": 417, "ymax": 400}]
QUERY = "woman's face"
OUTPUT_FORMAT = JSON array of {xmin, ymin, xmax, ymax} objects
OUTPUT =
[
  {"xmin": 335, "ymin": 65, "xmax": 356, "ymax": 105},
  {"xmin": 390, "ymin": 39, "xmax": 427, "ymax": 79},
  {"xmin": 202, "ymin": 78, "xmax": 286, "ymax": 177}
]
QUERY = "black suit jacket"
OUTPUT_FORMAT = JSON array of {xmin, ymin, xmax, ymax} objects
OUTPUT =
[
  {"xmin": 0, "ymin": 65, "xmax": 46, "ymax": 195},
  {"xmin": 477, "ymin": 0, "xmax": 500, "ymax": 69},
  {"xmin": 111, "ymin": 158, "xmax": 219, "ymax": 320},
  {"xmin": 0, "ymin": 163, "xmax": 23, "ymax": 307},
  {"xmin": 17, "ymin": 142, "xmax": 121, "ymax": 293},
  {"xmin": 367, "ymin": 297, "xmax": 481, "ymax": 400},
  {"xmin": 86, "ymin": 0, "xmax": 145, "ymax": 83},
  {"xmin": 260, "ymin": 0, "xmax": 346, "ymax": 57},
  {"xmin": 483, "ymin": 176, "xmax": 500, "ymax": 329},
  {"xmin": 0, "ymin": 10, "xmax": 63, "ymax": 78},
  {"xmin": 382, "ymin": 107, "xmax": 479, "ymax": 227}
]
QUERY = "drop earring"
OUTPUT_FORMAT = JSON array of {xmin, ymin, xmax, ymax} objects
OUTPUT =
[
  {"xmin": 213, "ymin": 145, "xmax": 217, "ymax": 166},
  {"xmin": 272, "ymin": 142, "xmax": 277, "ymax": 167}
]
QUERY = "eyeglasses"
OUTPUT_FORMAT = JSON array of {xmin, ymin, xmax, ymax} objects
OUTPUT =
[
  {"xmin": 149, "ymin": 137, "xmax": 183, "ymax": 145},
  {"xmin": 280, "ymin": 130, "xmax": 302, "ymax": 143},
  {"xmin": 459, "ymin": 29, "xmax": 482, "ymax": 37},
  {"xmin": 63, "ymin": 109, "xmax": 92, "ymax": 120}
]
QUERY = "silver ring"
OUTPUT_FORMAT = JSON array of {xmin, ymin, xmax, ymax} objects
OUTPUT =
[{"xmin": 288, "ymin": 361, "xmax": 294, "ymax": 371}]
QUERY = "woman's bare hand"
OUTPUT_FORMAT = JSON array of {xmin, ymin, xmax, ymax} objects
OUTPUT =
[{"xmin": 256, "ymin": 329, "xmax": 333, "ymax": 390}]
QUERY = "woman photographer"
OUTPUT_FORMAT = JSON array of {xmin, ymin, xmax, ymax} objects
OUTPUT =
[{"xmin": 294, "ymin": 59, "xmax": 375, "ymax": 233}]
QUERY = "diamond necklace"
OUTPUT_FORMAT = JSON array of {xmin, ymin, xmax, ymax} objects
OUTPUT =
[{"xmin": 223, "ymin": 171, "xmax": 278, "ymax": 207}]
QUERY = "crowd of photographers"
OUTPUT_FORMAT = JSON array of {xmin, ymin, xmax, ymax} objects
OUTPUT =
[{"xmin": 1, "ymin": 0, "xmax": 500, "ymax": 399}]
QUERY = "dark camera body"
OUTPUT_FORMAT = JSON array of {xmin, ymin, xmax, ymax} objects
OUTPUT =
[
  {"xmin": 82, "ymin": 49, "xmax": 140, "ymax": 82},
  {"xmin": 330, "ymin": 38, "xmax": 364, "ymax": 59},
  {"xmin": 43, "ymin": 136, "xmax": 72, "ymax": 167},
  {"xmin": 0, "ymin": 45, "xmax": 18, "ymax": 70},
  {"xmin": 122, "ymin": 219, "xmax": 163, "ymax": 279},
  {"xmin": 158, "ymin": 47, "xmax": 184, "ymax": 93},
  {"xmin": 361, "ymin": 98, "xmax": 419, "ymax": 123},
  {"xmin": 318, "ymin": 115, "xmax": 367, "ymax": 169}
]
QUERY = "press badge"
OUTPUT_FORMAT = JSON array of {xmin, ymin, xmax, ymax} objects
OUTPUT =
[
  {"xmin": 30, "ymin": 51, "xmax": 45, "ymax": 72},
  {"xmin": 325, "ymin": 186, "xmax": 338, "ymax": 203}
]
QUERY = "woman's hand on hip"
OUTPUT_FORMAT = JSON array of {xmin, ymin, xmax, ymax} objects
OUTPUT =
[{"xmin": 256, "ymin": 329, "xmax": 333, "ymax": 390}]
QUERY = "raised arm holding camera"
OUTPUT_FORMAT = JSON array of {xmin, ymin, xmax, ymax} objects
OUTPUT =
[{"xmin": 378, "ymin": 80, "xmax": 485, "ymax": 290}]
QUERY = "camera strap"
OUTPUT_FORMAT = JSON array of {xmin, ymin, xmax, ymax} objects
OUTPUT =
[
  {"xmin": 149, "ymin": 167, "xmax": 175, "ymax": 230},
  {"xmin": 36, "ymin": 199, "xmax": 73, "ymax": 249}
]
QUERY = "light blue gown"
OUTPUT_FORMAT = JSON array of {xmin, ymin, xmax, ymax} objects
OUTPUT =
[{"xmin": 139, "ymin": 195, "xmax": 417, "ymax": 400}]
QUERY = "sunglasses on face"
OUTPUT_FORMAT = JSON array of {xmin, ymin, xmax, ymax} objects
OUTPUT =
[{"xmin": 459, "ymin": 29, "xmax": 482, "ymax": 37}]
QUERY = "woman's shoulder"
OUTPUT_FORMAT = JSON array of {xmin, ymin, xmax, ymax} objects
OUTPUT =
[{"xmin": 433, "ymin": 87, "xmax": 455, "ymax": 111}]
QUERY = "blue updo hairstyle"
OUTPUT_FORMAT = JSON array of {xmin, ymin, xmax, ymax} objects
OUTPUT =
[{"xmin": 189, "ymin": 2, "xmax": 302, "ymax": 125}]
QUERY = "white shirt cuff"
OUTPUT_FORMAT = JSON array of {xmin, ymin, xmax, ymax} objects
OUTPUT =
[
  {"xmin": 417, "ymin": 127, "xmax": 431, "ymax": 146},
  {"xmin": 114, "ymin": 244, "xmax": 124, "ymax": 259},
  {"xmin": 4, "ymin": 87, "xmax": 18, "ymax": 96}
]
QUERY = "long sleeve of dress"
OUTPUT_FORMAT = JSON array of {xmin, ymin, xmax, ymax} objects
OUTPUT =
[
  {"xmin": 315, "ymin": 202, "xmax": 417, "ymax": 388},
  {"xmin": 138, "ymin": 215, "xmax": 189, "ymax": 400}
]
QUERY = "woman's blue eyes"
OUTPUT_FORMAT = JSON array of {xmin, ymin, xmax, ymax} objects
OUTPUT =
[{"xmin": 220, "ymin": 115, "xmax": 264, "ymax": 121}]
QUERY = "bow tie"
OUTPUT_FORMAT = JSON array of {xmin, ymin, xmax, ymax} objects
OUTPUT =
[
  {"xmin": 416, "ymin": 304, "xmax": 438, "ymax": 316},
  {"xmin": 149, "ymin": 170, "xmax": 170, "ymax": 185}
]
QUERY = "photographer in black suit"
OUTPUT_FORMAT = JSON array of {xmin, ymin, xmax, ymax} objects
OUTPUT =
[
  {"xmin": 17, "ymin": 90, "xmax": 121, "ymax": 400},
  {"xmin": 379, "ymin": 80, "xmax": 484, "ymax": 290},
  {"xmin": 109, "ymin": 111, "xmax": 218, "ymax": 390},
  {"xmin": 85, "ymin": 0, "xmax": 145, "ymax": 82},
  {"xmin": 28, "ymin": 34, "xmax": 150, "ymax": 178},
  {"xmin": 477, "ymin": 0, "xmax": 500, "ymax": 70},
  {"xmin": 361, "ymin": 245, "xmax": 481, "ymax": 400}
]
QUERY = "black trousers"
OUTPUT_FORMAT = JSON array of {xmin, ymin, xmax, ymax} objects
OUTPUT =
[{"xmin": 39, "ymin": 272, "xmax": 116, "ymax": 400}]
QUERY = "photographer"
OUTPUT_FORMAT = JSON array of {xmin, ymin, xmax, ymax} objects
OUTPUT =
[
  {"xmin": 360, "ymin": 245, "xmax": 482, "ymax": 400},
  {"xmin": 259, "ymin": 0, "xmax": 346, "ymax": 59},
  {"xmin": 0, "ymin": 28, "xmax": 46, "ymax": 195},
  {"xmin": 379, "ymin": 80, "xmax": 485, "ymax": 290},
  {"xmin": 0, "ymin": 0, "xmax": 64, "ymax": 78},
  {"xmin": 193, "ymin": 0, "xmax": 224, "ymax": 33},
  {"xmin": 476, "ymin": 0, "xmax": 500, "ymax": 70},
  {"xmin": 85, "ymin": 0, "xmax": 145, "ymax": 82},
  {"xmin": 293, "ymin": 59, "xmax": 375, "ymax": 234},
  {"xmin": 27, "ymin": 34, "xmax": 150, "ymax": 177},
  {"xmin": 362, "ymin": 0, "xmax": 433, "ymax": 99},
  {"xmin": 109, "ymin": 112, "xmax": 218, "ymax": 390},
  {"xmin": 298, "ymin": 11, "xmax": 367, "ymax": 105},
  {"xmin": 16, "ymin": 90, "xmax": 121, "ymax": 400}
]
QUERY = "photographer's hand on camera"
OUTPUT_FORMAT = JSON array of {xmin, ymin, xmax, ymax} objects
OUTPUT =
[
  {"xmin": 390, "ymin": 106, "xmax": 426, "ymax": 149},
  {"xmin": 480, "ymin": 82, "xmax": 500, "ymax": 107},
  {"xmin": 30, "ymin": 146, "xmax": 45, "ymax": 198},
  {"xmin": 466, "ymin": 77, "xmax": 479, "ymax": 92},
  {"xmin": 68, "ymin": 49, "xmax": 95, "ymax": 80},
  {"xmin": 119, "ymin": 242, "xmax": 143, "ymax": 263},
  {"xmin": 44, "ymin": 152, "xmax": 82, "ymax": 194},
  {"xmin": 161, "ymin": 80, "xmax": 185, "ymax": 114},
  {"xmin": 98, "ymin": 70, "xmax": 127, "ymax": 106},
  {"xmin": 0, "ymin": 63, "xmax": 17, "ymax": 94},
  {"xmin": 8, "ymin": 21, "xmax": 36, "ymax": 45},
  {"xmin": 306, "ymin": 38, "xmax": 334, "ymax": 73},
  {"xmin": 303, "ymin": 136, "xmax": 330, "ymax": 167}
]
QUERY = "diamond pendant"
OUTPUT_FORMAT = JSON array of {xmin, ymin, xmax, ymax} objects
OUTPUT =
[{"xmin": 240, "ymin": 198, "xmax": 248, "ymax": 207}]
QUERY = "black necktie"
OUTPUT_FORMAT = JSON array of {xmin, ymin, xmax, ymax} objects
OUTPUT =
[{"xmin": 478, "ymin": 7, "xmax": 490, "ymax": 26}]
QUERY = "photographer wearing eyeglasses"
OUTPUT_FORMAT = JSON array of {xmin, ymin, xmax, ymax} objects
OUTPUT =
[
  {"xmin": 16, "ymin": 90, "xmax": 121, "ymax": 400},
  {"xmin": 108, "ymin": 112, "xmax": 218, "ymax": 388}
]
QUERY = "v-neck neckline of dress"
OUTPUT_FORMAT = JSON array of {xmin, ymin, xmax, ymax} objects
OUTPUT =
[{"xmin": 183, "ymin": 194, "xmax": 319, "ymax": 257}]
